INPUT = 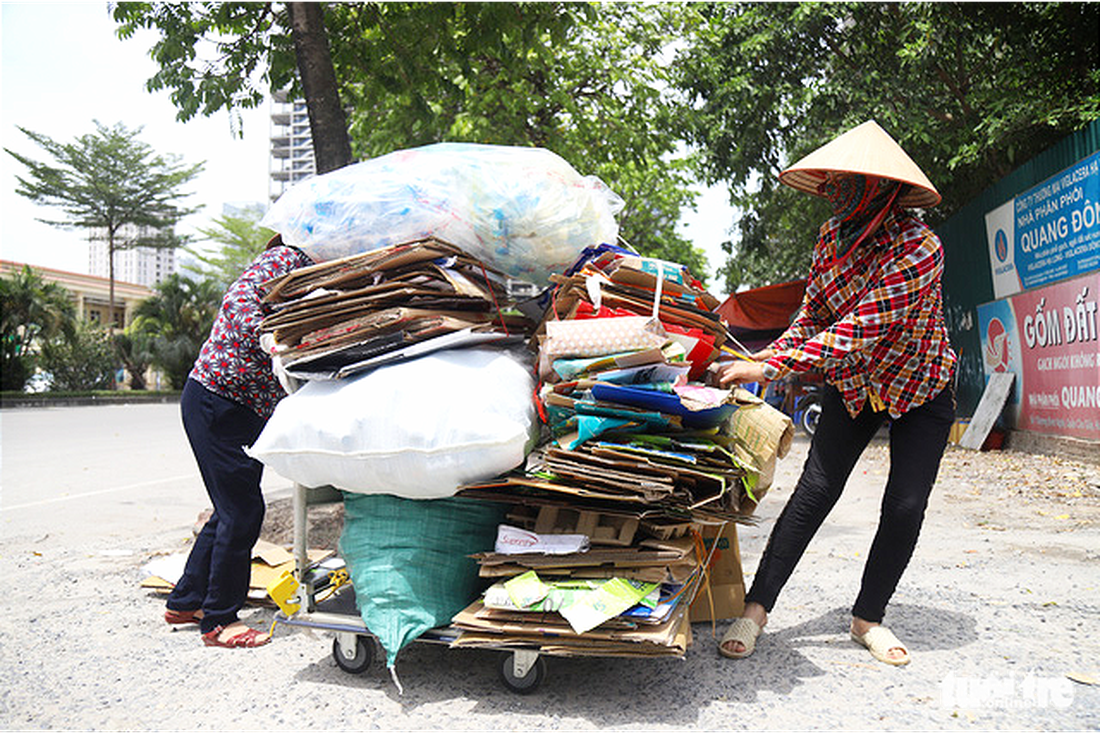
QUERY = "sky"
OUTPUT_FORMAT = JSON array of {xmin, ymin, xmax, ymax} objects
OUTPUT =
[{"xmin": 0, "ymin": 1, "xmax": 737, "ymax": 297}]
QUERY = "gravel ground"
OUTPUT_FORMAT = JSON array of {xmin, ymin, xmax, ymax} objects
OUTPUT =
[{"xmin": 1, "ymin": 433, "xmax": 1098, "ymax": 730}]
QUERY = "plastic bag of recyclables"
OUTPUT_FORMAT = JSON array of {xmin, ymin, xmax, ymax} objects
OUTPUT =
[{"xmin": 261, "ymin": 142, "xmax": 624, "ymax": 287}]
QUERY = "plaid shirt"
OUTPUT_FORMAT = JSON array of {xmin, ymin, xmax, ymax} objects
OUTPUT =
[
  {"xmin": 190, "ymin": 245, "xmax": 312, "ymax": 419},
  {"xmin": 765, "ymin": 208, "xmax": 956, "ymax": 418}
]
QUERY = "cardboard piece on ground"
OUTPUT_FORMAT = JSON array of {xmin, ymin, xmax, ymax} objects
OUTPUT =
[
  {"xmin": 689, "ymin": 523, "xmax": 745, "ymax": 623},
  {"xmin": 959, "ymin": 372, "xmax": 1015, "ymax": 450},
  {"xmin": 140, "ymin": 546, "xmax": 332, "ymax": 597},
  {"xmin": 252, "ymin": 538, "xmax": 294, "ymax": 567}
]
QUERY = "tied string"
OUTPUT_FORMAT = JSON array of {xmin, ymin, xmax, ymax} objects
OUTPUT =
[
  {"xmin": 478, "ymin": 260, "xmax": 509, "ymax": 337},
  {"xmin": 691, "ymin": 525, "xmax": 723, "ymax": 638}
]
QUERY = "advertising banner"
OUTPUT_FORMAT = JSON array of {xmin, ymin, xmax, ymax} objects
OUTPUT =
[
  {"xmin": 985, "ymin": 150, "xmax": 1100, "ymax": 299},
  {"xmin": 976, "ymin": 271, "xmax": 1100, "ymax": 440}
]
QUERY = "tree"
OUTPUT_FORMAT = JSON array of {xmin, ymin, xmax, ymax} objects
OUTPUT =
[
  {"xmin": 675, "ymin": 2, "xmax": 1100, "ymax": 290},
  {"xmin": 333, "ymin": 2, "xmax": 706, "ymax": 275},
  {"xmin": 184, "ymin": 207, "xmax": 274, "ymax": 290},
  {"xmin": 287, "ymin": 2, "xmax": 352, "ymax": 172},
  {"xmin": 5, "ymin": 122, "xmax": 205, "ymax": 325},
  {"xmin": 133, "ymin": 274, "xmax": 221, "ymax": 389},
  {"xmin": 113, "ymin": 3, "xmax": 709, "ymax": 280},
  {"xmin": 39, "ymin": 321, "xmax": 119, "ymax": 392},
  {"xmin": 113, "ymin": 326, "xmax": 157, "ymax": 390},
  {"xmin": 0, "ymin": 265, "xmax": 76, "ymax": 391}
]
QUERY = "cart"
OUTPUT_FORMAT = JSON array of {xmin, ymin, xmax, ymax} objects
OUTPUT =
[{"xmin": 272, "ymin": 482, "xmax": 548, "ymax": 693}]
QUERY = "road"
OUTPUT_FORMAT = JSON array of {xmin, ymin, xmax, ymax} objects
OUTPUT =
[
  {"xmin": 0, "ymin": 403, "xmax": 1097, "ymax": 730},
  {"xmin": 0, "ymin": 403, "xmax": 292, "ymax": 546}
]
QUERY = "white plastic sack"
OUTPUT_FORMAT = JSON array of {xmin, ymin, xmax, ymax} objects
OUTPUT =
[
  {"xmin": 260, "ymin": 142, "xmax": 623, "ymax": 287},
  {"xmin": 246, "ymin": 348, "xmax": 537, "ymax": 499}
]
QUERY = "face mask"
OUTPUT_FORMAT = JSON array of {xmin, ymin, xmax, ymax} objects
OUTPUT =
[{"xmin": 817, "ymin": 174, "xmax": 902, "ymax": 260}]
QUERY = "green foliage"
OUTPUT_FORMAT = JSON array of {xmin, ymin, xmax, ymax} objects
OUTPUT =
[
  {"xmin": 5, "ymin": 121, "xmax": 206, "ymax": 314},
  {"xmin": 185, "ymin": 208, "xmax": 275, "ymax": 290},
  {"xmin": 38, "ymin": 321, "xmax": 119, "ymax": 392},
  {"xmin": 113, "ymin": 2, "xmax": 1100, "ymax": 290},
  {"xmin": 113, "ymin": 326, "xmax": 157, "ymax": 390},
  {"xmin": 133, "ymin": 274, "xmax": 221, "ymax": 389},
  {"xmin": 113, "ymin": 3, "xmax": 293, "ymax": 125},
  {"xmin": 113, "ymin": 2, "xmax": 709, "ymax": 280},
  {"xmin": 1, "ymin": 340, "xmax": 31, "ymax": 392},
  {"xmin": 676, "ymin": 2, "xmax": 1100, "ymax": 288},
  {"xmin": 335, "ymin": 2, "xmax": 707, "ymax": 277},
  {"xmin": 0, "ymin": 265, "xmax": 76, "ymax": 391},
  {"xmin": 5, "ymin": 121, "xmax": 204, "ymax": 249}
]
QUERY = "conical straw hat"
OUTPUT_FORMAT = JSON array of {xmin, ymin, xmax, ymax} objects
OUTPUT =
[{"xmin": 778, "ymin": 120, "xmax": 940, "ymax": 208}]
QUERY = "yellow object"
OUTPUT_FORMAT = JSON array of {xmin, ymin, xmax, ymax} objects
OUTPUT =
[
  {"xmin": 948, "ymin": 419, "xmax": 970, "ymax": 444},
  {"xmin": 868, "ymin": 391, "xmax": 887, "ymax": 413},
  {"xmin": 719, "ymin": 345, "xmax": 756, "ymax": 362},
  {"xmin": 266, "ymin": 569, "xmax": 301, "ymax": 616}
]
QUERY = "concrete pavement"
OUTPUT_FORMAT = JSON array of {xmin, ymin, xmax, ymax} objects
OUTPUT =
[{"xmin": 0, "ymin": 403, "xmax": 1096, "ymax": 729}]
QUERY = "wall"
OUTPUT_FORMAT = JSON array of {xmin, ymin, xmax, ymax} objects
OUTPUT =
[{"xmin": 938, "ymin": 119, "xmax": 1100, "ymax": 417}]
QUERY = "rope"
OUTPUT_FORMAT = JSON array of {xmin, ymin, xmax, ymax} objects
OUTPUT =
[{"xmin": 479, "ymin": 261, "xmax": 509, "ymax": 336}]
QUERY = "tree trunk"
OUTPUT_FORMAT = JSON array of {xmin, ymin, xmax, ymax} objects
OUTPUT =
[
  {"xmin": 107, "ymin": 233, "xmax": 117, "ymax": 331},
  {"xmin": 287, "ymin": 2, "xmax": 354, "ymax": 174}
]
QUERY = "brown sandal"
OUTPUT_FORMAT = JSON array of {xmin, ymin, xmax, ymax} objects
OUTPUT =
[
  {"xmin": 165, "ymin": 608, "xmax": 203, "ymax": 626},
  {"xmin": 201, "ymin": 624, "xmax": 271, "ymax": 648}
]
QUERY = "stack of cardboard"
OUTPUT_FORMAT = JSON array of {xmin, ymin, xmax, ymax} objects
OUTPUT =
[
  {"xmin": 259, "ymin": 237, "xmax": 527, "ymax": 380},
  {"xmin": 451, "ymin": 247, "xmax": 775, "ymax": 657},
  {"xmin": 451, "ymin": 519, "xmax": 699, "ymax": 657}
]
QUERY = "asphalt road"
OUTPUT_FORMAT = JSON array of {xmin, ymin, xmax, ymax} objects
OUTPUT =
[
  {"xmin": 0, "ymin": 402, "xmax": 292, "ymax": 546},
  {"xmin": 0, "ymin": 403, "xmax": 1097, "ymax": 730}
]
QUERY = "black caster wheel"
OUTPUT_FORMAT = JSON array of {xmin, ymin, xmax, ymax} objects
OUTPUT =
[
  {"xmin": 499, "ymin": 650, "xmax": 546, "ymax": 694},
  {"xmin": 332, "ymin": 634, "xmax": 373, "ymax": 674}
]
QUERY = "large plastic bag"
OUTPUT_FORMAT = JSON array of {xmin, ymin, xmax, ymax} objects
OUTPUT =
[
  {"xmin": 260, "ymin": 143, "xmax": 624, "ymax": 286},
  {"xmin": 339, "ymin": 493, "xmax": 506, "ymax": 670},
  {"xmin": 246, "ymin": 347, "xmax": 537, "ymax": 498}
]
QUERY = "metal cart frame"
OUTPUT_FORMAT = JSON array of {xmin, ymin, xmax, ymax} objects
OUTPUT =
[{"xmin": 273, "ymin": 483, "xmax": 546, "ymax": 693}]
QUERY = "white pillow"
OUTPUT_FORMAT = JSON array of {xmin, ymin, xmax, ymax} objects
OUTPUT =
[{"xmin": 247, "ymin": 347, "xmax": 537, "ymax": 498}]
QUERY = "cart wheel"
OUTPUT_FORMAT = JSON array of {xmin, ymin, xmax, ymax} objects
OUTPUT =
[
  {"xmin": 800, "ymin": 397, "xmax": 821, "ymax": 436},
  {"xmin": 332, "ymin": 634, "xmax": 373, "ymax": 675},
  {"xmin": 499, "ymin": 650, "xmax": 545, "ymax": 694}
]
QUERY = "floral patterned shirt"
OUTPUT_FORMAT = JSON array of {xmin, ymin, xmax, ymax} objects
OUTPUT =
[
  {"xmin": 189, "ymin": 245, "xmax": 312, "ymax": 419},
  {"xmin": 765, "ymin": 208, "xmax": 956, "ymax": 419}
]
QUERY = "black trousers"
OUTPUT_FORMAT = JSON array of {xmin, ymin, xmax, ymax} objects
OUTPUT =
[
  {"xmin": 744, "ymin": 383, "xmax": 955, "ymax": 623},
  {"xmin": 167, "ymin": 379, "xmax": 267, "ymax": 633}
]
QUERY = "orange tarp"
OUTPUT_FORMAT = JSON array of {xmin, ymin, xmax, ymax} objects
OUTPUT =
[{"xmin": 715, "ymin": 279, "xmax": 806, "ymax": 331}]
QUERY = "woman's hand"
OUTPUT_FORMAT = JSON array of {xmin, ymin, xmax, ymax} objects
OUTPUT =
[
  {"xmin": 751, "ymin": 349, "xmax": 775, "ymax": 362},
  {"xmin": 716, "ymin": 360, "xmax": 767, "ymax": 387}
]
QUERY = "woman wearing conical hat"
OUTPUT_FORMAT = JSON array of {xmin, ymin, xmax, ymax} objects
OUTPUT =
[{"xmin": 715, "ymin": 121, "xmax": 957, "ymax": 665}]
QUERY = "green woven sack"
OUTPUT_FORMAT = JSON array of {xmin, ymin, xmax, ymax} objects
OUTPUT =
[{"xmin": 339, "ymin": 492, "xmax": 506, "ymax": 669}]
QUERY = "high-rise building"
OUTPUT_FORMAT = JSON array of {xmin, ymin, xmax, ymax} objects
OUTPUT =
[
  {"xmin": 87, "ymin": 226, "xmax": 176, "ymax": 289},
  {"xmin": 270, "ymin": 90, "xmax": 316, "ymax": 202}
]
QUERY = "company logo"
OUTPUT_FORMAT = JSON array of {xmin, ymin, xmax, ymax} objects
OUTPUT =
[
  {"xmin": 984, "ymin": 317, "xmax": 1010, "ymax": 373},
  {"xmin": 941, "ymin": 671, "xmax": 1073, "ymax": 710},
  {"xmin": 994, "ymin": 229, "xmax": 1009, "ymax": 263}
]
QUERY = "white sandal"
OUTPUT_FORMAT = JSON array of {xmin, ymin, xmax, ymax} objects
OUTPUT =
[
  {"xmin": 718, "ymin": 617, "xmax": 762, "ymax": 659},
  {"xmin": 850, "ymin": 625, "xmax": 911, "ymax": 666}
]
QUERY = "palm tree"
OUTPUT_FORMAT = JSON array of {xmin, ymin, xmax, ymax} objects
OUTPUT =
[
  {"xmin": 133, "ymin": 274, "xmax": 220, "ymax": 389},
  {"xmin": 0, "ymin": 265, "xmax": 76, "ymax": 390},
  {"xmin": 114, "ymin": 327, "xmax": 157, "ymax": 390}
]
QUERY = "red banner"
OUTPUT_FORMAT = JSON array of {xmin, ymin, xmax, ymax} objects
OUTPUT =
[{"xmin": 977, "ymin": 272, "xmax": 1100, "ymax": 440}]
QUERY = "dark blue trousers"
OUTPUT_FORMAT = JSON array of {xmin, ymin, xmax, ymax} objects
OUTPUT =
[
  {"xmin": 745, "ymin": 383, "xmax": 955, "ymax": 623},
  {"xmin": 167, "ymin": 379, "xmax": 267, "ymax": 633}
]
